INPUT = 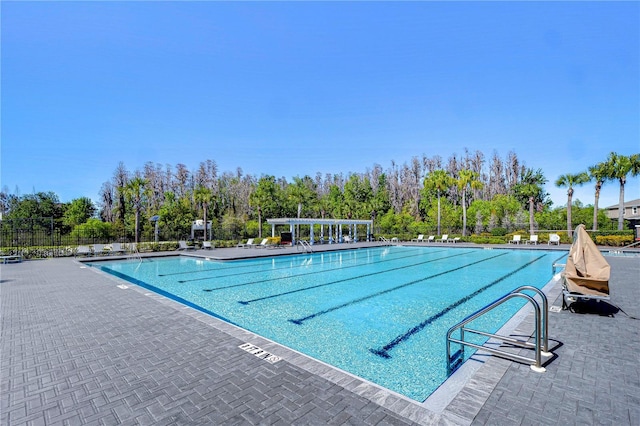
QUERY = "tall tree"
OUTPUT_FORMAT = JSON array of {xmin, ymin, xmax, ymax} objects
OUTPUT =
[
  {"xmin": 603, "ymin": 152, "xmax": 640, "ymax": 230},
  {"xmin": 587, "ymin": 162, "xmax": 608, "ymax": 231},
  {"xmin": 457, "ymin": 170, "xmax": 483, "ymax": 236},
  {"xmin": 63, "ymin": 197, "xmax": 96, "ymax": 229},
  {"xmin": 249, "ymin": 176, "xmax": 282, "ymax": 238},
  {"xmin": 512, "ymin": 168, "xmax": 548, "ymax": 234},
  {"xmin": 555, "ymin": 172, "xmax": 590, "ymax": 236},
  {"xmin": 125, "ymin": 176, "xmax": 149, "ymax": 243},
  {"xmin": 423, "ymin": 170, "xmax": 454, "ymax": 235},
  {"xmin": 194, "ymin": 186, "xmax": 214, "ymax": 241}
]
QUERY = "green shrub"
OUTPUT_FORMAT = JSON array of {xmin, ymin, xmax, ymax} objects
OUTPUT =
[
  {"xmin": 469, "ymin": 236, "xmax": 507, "ymax": 244},
  {"xmin": 595, "ymin": 235, "xmax": 634, "ymax": 247},
  {"xmin": 491, "ymin": 227, "xmax": 507, "ymax": 236}
]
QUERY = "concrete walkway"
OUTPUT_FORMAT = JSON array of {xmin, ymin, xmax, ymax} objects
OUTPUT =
[{"xmin": 1, "ymin": 246, "xmax": 638, "ymax": 425}]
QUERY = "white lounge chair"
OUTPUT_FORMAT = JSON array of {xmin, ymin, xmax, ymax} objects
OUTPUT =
[
  {"xmin": 509, "ymin": 235, "xmax": 521, "ymax": 244},
  {"xmin": 75, "ymin": 245, "xmax": 92, "ymax": 257},
  {"xmin": 178, "ymin": 240, "xmax": 195, "ymax": 251},
  {"xmin": 447, "ymin": 237, "xmax": 460, "ymax": 243},
  {"xmin": 237, "ymin": 238, "xmax": 255, "ymax": 248},
  {"xmin": 426, "ymin": 235, "xmax": 435, "ymax": 243},
  {"xmin": 411, "ymin": 234, "xmax": 425, "ymax": 242},
  {"xmin": 525, "ymin": 235, "xmax": 539, "ymax": 245},
  {"xmin": 202, "ymin": 241, "xmax": 214, "ymax": 250},
  {"xmin": 109, "ymin": 242, "xmax": 126, "ymax": 255},
  {"xmin": 255, "ymin": 238, "xmax": 270, "ymax": 248},
  {"xmin": 437, "ymin": 235, "xmax": 448, "ymax": 243},
  {"xmin": 92, "ymin": 244, "xmax": 107, "ymax": 256},
  {"xmin": 548, "ymin": 234, "xmax": 560, "ymax": 245}
]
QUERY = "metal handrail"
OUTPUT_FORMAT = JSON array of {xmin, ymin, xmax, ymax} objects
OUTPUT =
[
  {"xmin": 608, "ymin": 240, "xmax": 640, "ymax": 253},
  {"xmin": 129, "ymin": 243, "xmax": 143, "ymax": 262},
  {"xmin": 296, "ymin": 240, "xmax": 313, "ymax": 253},
  {"xmin": 446, "ymin": 286, "xmax": 551, "ymax": 374}
]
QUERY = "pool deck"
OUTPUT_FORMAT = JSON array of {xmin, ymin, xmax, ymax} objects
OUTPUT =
[{"xmin": 1, "ymin": 243, "xmax": 638, "ymax": 425}]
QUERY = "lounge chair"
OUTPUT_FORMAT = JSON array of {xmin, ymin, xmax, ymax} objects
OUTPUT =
[
  {"xmin": 509, "ymin": 235, "xmax": 521, "ymax": 244},
  {"xmin": 562, "ymin": 224, "xmax": 610, "ymax": 310},
  {"xmin": 75, "ymin": 245, "xmax": 92, "ymax": 257},
  {"xmin": 177, "ymin": 240, "xmax": 195, "ymax": 251},
  {"xmin": 109, "ymin": 242, "xmax": 126, "ymax": 255},
  {"xmin": 426, "ymin": 235, "xmax": 435, "ymax": 243},
  {"xmin": 525, "ymin": 235, "xmax": 539, "ymax": 245},
  {"xmin": 343, "ymin": 235, "xmax": 353, "ymax": 243},
  {"xmin": 437, "ymin": 235, "xmax": 448, "ymax": 243},
  {"xmin": 237, "ymin": 238, "xmax": 255, "ymax": 248},
  {"xmin": 548, "ymin": 234, "xmax": 560, "ymax": 245},
  {"xmin": 255, "ymin": 238, "xmax": 270, "ymax": 248},
  {"xmin": 447, "ymin": 237, "xmax": 460, "ymax": 243},
  {"xmin": 411, "ymin": 234, "xmax": 425, "ymax": 242},
  {"xmin": 92, "ymin": 244, "xmax": 107, "ymax": 256},
  {"xmin": 202, "ymin": 241, "xmax": 214, "ymax": 250}
]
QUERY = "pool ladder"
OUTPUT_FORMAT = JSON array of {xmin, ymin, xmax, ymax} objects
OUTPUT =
[
  {"xmin": 296, "ymin": 240, "xmax": 313, "ymax": 253},
  {"xmin": 446, "ymin": 286, "xmax": 552, "ymax": 374}
]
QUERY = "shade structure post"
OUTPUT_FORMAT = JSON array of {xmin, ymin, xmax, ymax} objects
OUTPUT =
[{"xmin": 309, "ymin": 223, "xmax": 315, "ymax": 245}]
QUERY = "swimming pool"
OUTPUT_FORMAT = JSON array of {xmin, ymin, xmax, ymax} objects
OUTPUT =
[{"xmin": 89, "ymin": 246, "xmax": 566, "ymax": 401}]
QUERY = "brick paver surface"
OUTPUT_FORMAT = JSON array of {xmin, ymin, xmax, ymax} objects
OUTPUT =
[
  {"xmin": 472, "ymin": 256, "xmax": 639, "ymax": 426},
  {"xmin": 1, "ymin": 250, "xmax": 638, "ymax": 425},
  {"xmin": 1, "ymin": 258, "xmax": 421, "ymax": 425}
]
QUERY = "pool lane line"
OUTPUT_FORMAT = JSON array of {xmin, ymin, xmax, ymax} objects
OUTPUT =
[
  {"xmin": 196, "ymin": 249, "xmax": 451, "ymax": 289},
  {"xmin": 237, "ymin": 251, "xmax": 476, "ymax": 305},
  {"xmin": 160, "ymin": 246, "xmax": 418, "ymax": 277},
  {"xmin": 369, "ymin": 254, "xmax": 547, "ymax": 359},
  {"xmin": 287, "ymin": 252, "xmax": 509, "ymax": 325},
  {"xmin": 178, "ymin": 247, "xmax": 433, "ymax": 283}
]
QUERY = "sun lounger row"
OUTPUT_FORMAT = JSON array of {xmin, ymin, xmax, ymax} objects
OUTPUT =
[
  {"xmin": 411, "ymin": 234, "xmax": 460, "ymax": 243},
  {"xmin": 75, "ymin": 243, "xmax": 128, "ymax": 257},
  {"xmin": 237, "ymin": 238, "xmax": 281, "ymax": 249},
  {"xmin": 509, "ymin": 234, "xmax": 560, "ymax": 245}
]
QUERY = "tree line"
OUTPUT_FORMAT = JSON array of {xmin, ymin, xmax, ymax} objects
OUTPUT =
[{"xmin": 1, "ymin": 150, "xmax": 638, "ymax": 243}]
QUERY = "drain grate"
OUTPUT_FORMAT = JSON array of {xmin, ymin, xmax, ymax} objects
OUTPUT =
[{"xmin": 238, "ymin": 343, "xmax": 281, "ymax": 364}]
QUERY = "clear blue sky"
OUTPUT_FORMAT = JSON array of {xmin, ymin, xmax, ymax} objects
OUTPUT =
[{"xmin": 2, "ymin": 1, "xmax": 638, "ymax": 210}]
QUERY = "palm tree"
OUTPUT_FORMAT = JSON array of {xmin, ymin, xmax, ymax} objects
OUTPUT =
[
  {"xmin": 194, "ymin": 186, "xmax": 214, "ymax": 241},
  {"xmin": 457, "ymin": 170, "xmax": 483, "ymax": 236},
  {"xmin": 603, "ymin": 152, "xmax": 640, "ymax": 230},
  {"xmin": 512, "ymin": 168, "xmax": 548, "ymax": 235},
  {"xmin": 587, "ymin": 162, "xmax": 608, "ymax": 231},
  {"xmin": 125, "ymin": 176, "xmax": 149, "ymax": 243},
  {"xmin": 555, "ymin": 172, "xmax": 589, "ymax": 236},
  {"xmin": 424, "ymin": 170, "xmax": 454, "ymax": 235}
]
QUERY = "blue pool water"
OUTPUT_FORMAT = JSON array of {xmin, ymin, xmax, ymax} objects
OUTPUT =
[{"xmin": 90, "ymin": 246, "xmax": 567, "ymax": 401}]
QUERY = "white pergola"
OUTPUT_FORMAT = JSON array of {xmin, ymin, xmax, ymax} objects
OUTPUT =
[{"xmin": 266, "ymin": 218, "xmax": 373, "ymax": 245}]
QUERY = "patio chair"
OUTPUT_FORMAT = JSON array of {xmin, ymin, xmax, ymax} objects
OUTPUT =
[
  {"xmin": 177, "ymin": 240, "xmax": 195, "ymax": 251},
  {"xmin": 548, "ymin": 234, "xmax": 560, "ymax": 245},
  {"xmin": 508, "ymin": 235, "xmax": 521, "ymax": 244},
  {"xmin": 237, "ymin": 238, "xmax": 255, "ymax": 248},
  {"xmin": 75, "ymin": 245, "xmax": 92, "ymax": 257},
  {"xmin": 426, "ymin": 235, "xmax": 435, "ymax": 243},
  {"xmin": 525, "ymin": 235, "xmax": 539, "ymax": 245},
  {"xmin": 447, "ymin": 237, "xmax": 461, "ymax": 243},
  {"xmin": 562, "ymin": 224, "xmax": 610, "ymax": 311},
  {"xmin": 109, "ymin": 242, "xmax": 127, "ymax": 255},
  {"xmin": 437, "ymin": 235, "xmax": 448, "ymax": 243},
  {"xmin": 202, "ymin": 241, "xmax": 214, "ymax": 250},
  {"xmin": 92, "ymin": 244, "xmax": 107, "ymax": 256},
  {"xmin": 255, "ymin": 238, "xmax": 270, "ymax": 248},
  {"xmin": 411, "ymin": 234, "xmax": 424, "ymax": 242}
]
